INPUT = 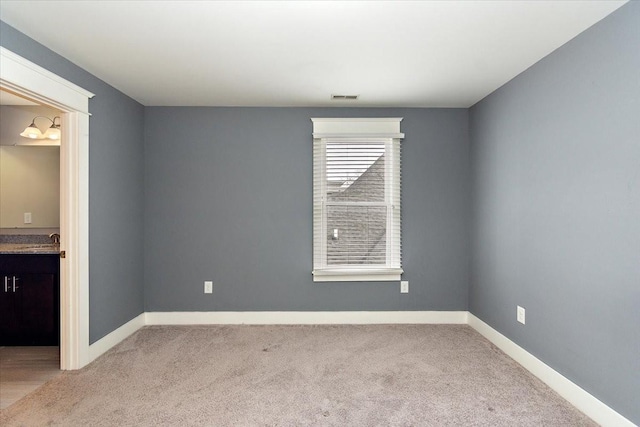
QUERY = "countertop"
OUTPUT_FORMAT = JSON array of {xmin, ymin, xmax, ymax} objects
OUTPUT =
[{"xmin": 0, "ymin": 243, "xmax": 60, "ymax": 255}]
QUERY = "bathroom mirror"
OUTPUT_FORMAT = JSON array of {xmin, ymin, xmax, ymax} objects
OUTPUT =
[{"xmin": 0, "ymin": 102, "xmax": 61, "ymax": 229}]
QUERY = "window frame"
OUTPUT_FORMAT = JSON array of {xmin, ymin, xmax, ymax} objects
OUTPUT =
[{"xmin": 311, "ymin": 118, "xmax": 404, "ymax": 282}]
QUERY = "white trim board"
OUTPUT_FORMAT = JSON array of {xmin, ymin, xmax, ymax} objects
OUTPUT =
[
  {"xmin": 87, "ymin": 313, "xmax": 145, "ymax": 362},
  {"xmin": 145, "ymin": 311, "xmax": 468, "ymax": 325},
  {"xmin": 467, "ymin": 314, "xmax": 635, "ymax": 427},
  {"xmin": 0, "ymin": 47, "xmax": 93, "ymax": 114}
]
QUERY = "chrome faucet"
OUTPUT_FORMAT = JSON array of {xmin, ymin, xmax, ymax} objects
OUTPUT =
[{"xmin": 49, "ymin": 233, "xmax": 61, "ymax": 244}]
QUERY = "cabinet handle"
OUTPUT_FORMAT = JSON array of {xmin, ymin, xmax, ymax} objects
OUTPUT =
[
  {"xmin": 3, "ymin": 276, "xmax": 8, "ymax": 293},
  {"xmin": 12, "ymin": 276, "xmax": 19, "ymax": 292}
]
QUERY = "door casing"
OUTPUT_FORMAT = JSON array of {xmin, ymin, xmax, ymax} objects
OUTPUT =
[{"xmin": 1, "ymin": 47, "xmax": 94, "ymax": 369}]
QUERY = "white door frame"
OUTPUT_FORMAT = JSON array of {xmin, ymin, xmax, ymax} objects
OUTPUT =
[{"xmin": 0, "ymin": 47, "xmax": 94, "ymax": 370}]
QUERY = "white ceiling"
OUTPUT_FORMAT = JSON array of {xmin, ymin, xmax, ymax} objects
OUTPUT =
[{"xmin": 0, "ymin": 1, "xmax": 627, "ymax": 107}]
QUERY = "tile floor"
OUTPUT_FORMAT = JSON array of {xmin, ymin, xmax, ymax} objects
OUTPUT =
[{"xmin": 0, "ymin": 346, "xmax": 60, "ymax": 409}]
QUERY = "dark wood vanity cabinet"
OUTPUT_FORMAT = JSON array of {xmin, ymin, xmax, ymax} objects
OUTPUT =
[{"xmin": 0, "ymin": 255, "xmax": 59, "ymax": 345}]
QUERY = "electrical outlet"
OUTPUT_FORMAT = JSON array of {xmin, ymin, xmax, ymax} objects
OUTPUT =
[
  {"xmin": 400, "ymin": 281, "xmax": 409, "ymax": 293},
  {"xmin": 204, "ymin": 281, "xmax": 213, "ymax": 294},
  {"xmin": 517, "ymin": 305, "xmax": 526, "ymax": 324},
  {"xmin": 24, "ymin": 212, "xmax": 32, "ymax": 224}
]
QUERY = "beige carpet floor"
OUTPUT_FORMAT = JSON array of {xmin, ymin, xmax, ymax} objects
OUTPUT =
[{"xmin": 0, "ymin": 325, "xmax": 595, "ymax": 426}]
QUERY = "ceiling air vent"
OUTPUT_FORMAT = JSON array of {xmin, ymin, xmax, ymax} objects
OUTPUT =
[{"xmin": 331, "ymin": 94, "xmax": 359, "ymax": 101}]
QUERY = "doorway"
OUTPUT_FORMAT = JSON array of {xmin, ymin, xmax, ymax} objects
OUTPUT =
[
  {"xmin": 0, "ymin": 92, "xmax": 63, "ymax": 408},
  {"xmin": 0, "ymin": 46, "xmax": 93, "ymax": 370}
]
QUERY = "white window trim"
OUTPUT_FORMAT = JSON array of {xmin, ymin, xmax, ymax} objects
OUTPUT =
[
  {"xmin": 311, "ymin": 118, "xmax": 404, "ymax": 282},
  {"xmin": 312, "ymin": 268, "xmax": 404, "ymax": 282}
]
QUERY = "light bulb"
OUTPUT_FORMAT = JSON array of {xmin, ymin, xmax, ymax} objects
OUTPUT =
[
  {"xmin": 43, "ymin": 127, "xmax": 61, "ymax": 140},
  {"xmin": 20, "ymin": 124, "xmax": 44, "ymax": 139}
]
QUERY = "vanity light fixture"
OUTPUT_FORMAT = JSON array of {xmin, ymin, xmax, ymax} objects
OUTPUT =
[{"xmin": 20, "ymin": 116, "xmax": 61, "ymax": 140}]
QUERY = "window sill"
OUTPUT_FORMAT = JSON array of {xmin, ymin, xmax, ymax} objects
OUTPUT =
[{"xmin": 312, "ymin": 268, "xmax": 403, "ymax": 282}]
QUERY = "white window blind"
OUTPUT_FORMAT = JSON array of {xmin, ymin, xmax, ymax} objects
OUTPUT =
[{"xmin": 312, "ymin": 118, "xmax": 403, "ymax": 282}]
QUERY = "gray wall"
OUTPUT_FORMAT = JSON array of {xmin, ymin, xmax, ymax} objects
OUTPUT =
[
  {"xmin": 469, "ymin": 2, "xmax": 640, "ymax": 423},
  {"xmin": 144, "ymin": 108, "xmax": 469, "ymax": 311},
  {"xmin": 0, "ymin": 21, "xmax": 146, "ymax": 343}
]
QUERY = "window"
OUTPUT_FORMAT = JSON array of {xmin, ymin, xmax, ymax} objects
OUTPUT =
[{"xmin": 311, "ymin": 118, "xmax": 403, "ymax": 282}]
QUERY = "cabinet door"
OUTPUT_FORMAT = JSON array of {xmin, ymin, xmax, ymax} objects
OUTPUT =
[
  {"xmin": 0, "ymin": 273, "xmax": 57, "ymax": 346},
  {"xmin": 0, "ymin": 255, "xmax": 59, "ymax": 346},
  {"xmin": 18, "ymin": 274, "xmax": 57, "ymax": 345},
  {"xmin": 0, "ymin": 275, "xmax": 21, "ymax": 343}
]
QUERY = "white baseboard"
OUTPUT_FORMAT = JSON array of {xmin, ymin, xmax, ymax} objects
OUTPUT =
[
  {"xmin": 145, "ymin": 310, "xmax": 468, "ymax": 325},
  {"xmin": 467, "ymin": 313, "xmax": 635, "ymax": 427},
  {"xmin": 87, "ymin": 313, "xmax": 145, "ymax": 363}
]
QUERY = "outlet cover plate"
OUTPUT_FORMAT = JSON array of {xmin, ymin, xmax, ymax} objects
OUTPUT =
[
  {"xmin": 517, "ymin": 305, "xmax": 525, "ymax": 324},
  {"xmin": 400, "ymin": 281, "xmax": 409, "ymax": 293},
  {"xmin": 204, "ymin": 281, "xmax": 213, "ymax": 294}
]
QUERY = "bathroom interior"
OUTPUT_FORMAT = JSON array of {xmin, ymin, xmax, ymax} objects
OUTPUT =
[{"xmin": 0, "ymin": 88, "xmax": 63, "ymax": 408}]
